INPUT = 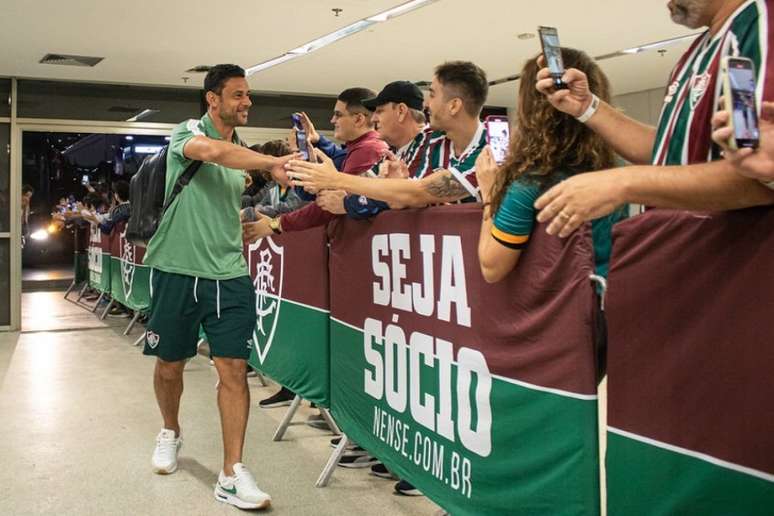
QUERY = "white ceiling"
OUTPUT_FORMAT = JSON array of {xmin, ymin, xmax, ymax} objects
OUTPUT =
[{"xmin": 0, "ymin": 0, "xmax": 696, "ymax": 108}]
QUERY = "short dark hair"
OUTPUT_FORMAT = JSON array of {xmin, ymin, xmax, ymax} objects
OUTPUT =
[
  {"xmin": 83, "ymin": 193, "xmax": 102, "ymax": 209},
  {"xmin": 204, "ymin": 64, "xmax": 246, "ymax": 95},
  {"xmin": 22, "ymin": 184, "xmax": 34, "ymax": 195},
  {"xmin": 260, "ymin": 139, "xmax": 290, "ymax": 157},
  {"xmin": 113, "ymin": 180, "xmax": 130, "ymax": 202},
  {"xmin": 434, "ymin": 61, "xmax": 489, "ymax": 117},
  {"xmin": 337, "ymin": 88, "xmax": 376, "ymax": 115}
]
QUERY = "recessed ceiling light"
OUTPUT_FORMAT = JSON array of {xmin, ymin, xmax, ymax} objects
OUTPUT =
[{"xmin": 517, "ymin": 33, "xmax": 535, "ymax": 40}]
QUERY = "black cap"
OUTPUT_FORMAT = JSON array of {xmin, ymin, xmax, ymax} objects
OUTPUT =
[{"xmin": 362, "ymin": 81, "xmax": 424, "ymax": 111}]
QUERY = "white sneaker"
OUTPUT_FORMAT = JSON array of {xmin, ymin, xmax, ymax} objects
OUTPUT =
[
  {"xmin": 151, "ymin": 429, "xmax": 182, "ymax": 474},
  {"xmin": 214, "ymin": 463, "xmax": 271, "ymax": 510}
]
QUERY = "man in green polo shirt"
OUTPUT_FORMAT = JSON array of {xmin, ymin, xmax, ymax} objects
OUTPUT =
[{"xmin": 143, "ymin": 64, "xmax": 290, "ymax": 511}]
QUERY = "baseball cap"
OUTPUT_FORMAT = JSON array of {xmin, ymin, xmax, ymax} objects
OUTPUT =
[{"xmin": 362, "ymin": 81, "xmax": 424, "ymax": 111}]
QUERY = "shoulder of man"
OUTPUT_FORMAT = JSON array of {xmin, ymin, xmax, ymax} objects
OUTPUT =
[{"xmin": 167, "ymin": 117, "xmax": 206, "ymax": 164}]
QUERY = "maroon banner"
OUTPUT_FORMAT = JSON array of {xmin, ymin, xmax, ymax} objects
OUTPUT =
[
  {"xmin": 243, "ymin": 226, "xmax": 330, "ymax": 405},
  {"xmin": 109, "ymin": 220, "xmax": 146, "ymax": 265},
  {"xmin": 328, "ymin": 204, "xmax": 598, "ymax": 395},
  {"xmin": 607, "ymin": 207, "xmax": 774, "ymax": 474}
]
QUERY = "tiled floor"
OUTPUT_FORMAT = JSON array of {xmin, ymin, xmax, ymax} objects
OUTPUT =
[{"xmin": 1, "ymin": 291, "xmax": 439, "ymax": 516}]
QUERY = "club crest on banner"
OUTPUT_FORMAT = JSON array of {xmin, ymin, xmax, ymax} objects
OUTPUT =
[
  {"xmin": 248, "ymin": 237, "xmax": 284, "ymax": 364},
  {"xmin": 120, "ymin": 228, "xmax": 136, "ymax": 299},
  {"xmin": 88, "ymin": 224, "xmax": 102, "ymax": 274}
]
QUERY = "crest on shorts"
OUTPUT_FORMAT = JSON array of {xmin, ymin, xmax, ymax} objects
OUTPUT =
[
  {"xmin": 146, "ymin": 331, "xmax": 160, "ymax": 349},
  {"xmin": 120, "ymin": 227, "xmax": 136, "ymax": 299},
  {"xmin": 248, "ymin": 237, "xmax": 284, "ymax": 364}
]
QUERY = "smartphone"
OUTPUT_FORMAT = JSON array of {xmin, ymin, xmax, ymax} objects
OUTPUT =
[
  {"xmin": 484, "ymin": 116, "xmax": 510, "ymax": 164},
  {"xmin": 538, "ymin": 26, "xmax": 567, "ymax": 89},
  {"xmin": 291, "ymin": 113, "xmax": 310, "ymax": 160},
  {"xmin": 721, "ymin": 57, "xmax": 759, "ymax": 150},
  {"xmin": 81, "ymin": 175, "xmax": 89, "ymax": 186}
]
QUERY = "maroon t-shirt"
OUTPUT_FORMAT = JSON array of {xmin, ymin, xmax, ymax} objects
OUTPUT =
[{"xmin": 280, "ymin": 130, "xmax": 387, "ymax": 232}]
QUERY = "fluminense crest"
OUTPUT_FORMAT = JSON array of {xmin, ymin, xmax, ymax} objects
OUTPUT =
[{"xmin": 248, "ymin": 237, "xmax": 284, "ymax": 365}]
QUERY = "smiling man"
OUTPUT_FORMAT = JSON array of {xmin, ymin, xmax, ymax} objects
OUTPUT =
[{"xmin": 143, "ymin": 64, "xmax": 291, "ymax": 511}]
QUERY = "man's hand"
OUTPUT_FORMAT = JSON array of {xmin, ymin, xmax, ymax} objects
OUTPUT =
[
  {"xmin": 712, "ymin": 101, "xmax": 774, "ymax": 182},
  {"xmin": 534, "ymin": 169, "xmax": 627, "ymax": 238},
  {"xmin": 270, "ymin": 153, "xmax": 297, "ymax": 181},
  {"xmin": 242, "ymin": 217, "xmax": 273, "ymax": 243},
  {"xmin": 316, "ymin": 189, "xmax": 347, "ymax": 214},
  {"xmin": 378, "ymin": 153, "xmax": 410, "ymax": 180},
  {"xmin": 536, "ymin": 56, "xmax": 594, "ymax": 118},
  {"xmin": 475, "ymin": 145, "xmax": 499, "ymax": 203},
  {"xmin": 287, "ymin": 149, "xmax": 341, "ymax": 192},
  {"xmin": 298, "ymin": 112, "xmax": 320, "ymax": 145}
]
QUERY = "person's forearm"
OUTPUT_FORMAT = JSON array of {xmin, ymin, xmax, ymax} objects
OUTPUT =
[
  {"xmin": 586, "ymin": 101, "xmax": 657, "ymax": 165},
  {"xmin": 621, "ymin": 160, "xmax": 774, "ymax": 210},
  {"xmin": 329, "ymin": 174, "xmax": 430, "ymax": 207},
  {"xmin": 185, "ymin": 138, "xmax": 280, "ymax": 171}
]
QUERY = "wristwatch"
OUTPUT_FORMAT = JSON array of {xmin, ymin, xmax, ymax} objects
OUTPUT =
[{"xmin": 269, "ymin": 217, "xmax": 282, "ymax": 235}]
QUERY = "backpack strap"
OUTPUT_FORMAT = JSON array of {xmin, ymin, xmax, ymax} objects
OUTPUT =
[
  {"xmin": 161, "ymin": 159, "xmax": 203, "ymax": 215},
  {"xmin": 161, "ymin": 129, "xmax": 245, "ymax": 215}
]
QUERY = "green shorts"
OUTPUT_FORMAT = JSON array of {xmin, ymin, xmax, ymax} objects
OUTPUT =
[{"xmin": 143, "ymin": 269, "xmax": 256, "ymax": 362}]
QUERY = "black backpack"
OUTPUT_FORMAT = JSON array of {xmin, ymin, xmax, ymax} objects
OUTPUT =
[{"xmin": 126, "ymin": 146, "xmax": 202, "ymax": 247}]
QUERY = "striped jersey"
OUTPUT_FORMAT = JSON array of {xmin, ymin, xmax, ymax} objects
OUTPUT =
[
  {"xmin": 652, "ymin": 0, "xmax": 772, "ymax": 166},
  {"xmin": 414, "ymin": 122, "xmax": 489, "ymax": 201}
]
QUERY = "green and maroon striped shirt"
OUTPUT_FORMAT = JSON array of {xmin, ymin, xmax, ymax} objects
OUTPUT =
[{"xmin": 652, "ymin": 0, "xmax": 772, "ymax": 166}]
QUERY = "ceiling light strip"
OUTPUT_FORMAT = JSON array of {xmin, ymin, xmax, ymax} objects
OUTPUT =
[
  {"xmin": 488, "ymin": 32, "xmax": 701, "ymax": 86},
  {"xmin": 245, "ymin": 0, "xmax": 439, "ymax": 76}
]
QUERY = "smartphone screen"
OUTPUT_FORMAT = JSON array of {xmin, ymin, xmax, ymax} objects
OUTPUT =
[
  {"xmin": 81, "ymin": 174, "xmax": 89, "ymax": 185},
  {"xmin": 727, "ymin": 59, "xmax": 760, "ymax": 148},
  {"xmin": 538, "ymin": 26, "xmax": 566, "ymax": 88},
  {"xmin": 291, "ymin": 113, "xmax": 310, "ymax": 160},
  {"xmin": 484, "ymin": 117, "xmax": 510, "ymax": 164}
]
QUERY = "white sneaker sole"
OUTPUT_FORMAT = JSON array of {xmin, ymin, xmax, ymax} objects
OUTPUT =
[
  {"xmin": 152, "ymin": 463, "xmax": 178, "ymax": 475},
  {"xmin": 214, "ymin": 485, "xmax": 271, "ymax": 510},
  {"xmin": 258, "ymin": 400, "xmax": 293, "ymax": 408}
]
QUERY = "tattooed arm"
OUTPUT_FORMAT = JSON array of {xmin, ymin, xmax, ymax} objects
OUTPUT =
[{"xmin": 290, "ymin": 165, "xmax": 472, "ymax": 208}]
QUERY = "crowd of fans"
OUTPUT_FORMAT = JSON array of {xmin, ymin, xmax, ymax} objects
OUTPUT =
[{"xmin": 36, "ymin": 0, "xmax": 766, "ymax": 510}]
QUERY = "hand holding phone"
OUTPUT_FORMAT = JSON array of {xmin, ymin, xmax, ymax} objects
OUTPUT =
[
  {"xmin": 484, "ymin": 116, "xmax": 510, "ymax": 165},
  {"xmin": 721, "ymin": 57, "xmax": 760, "ymax": 150},
  {"xmin": 291, "ymin": 113, "xmax": 311, "ymax": 161},
  {"xmin": 538, "ymin": 26, "xmax": 567, "ymax": 90}
]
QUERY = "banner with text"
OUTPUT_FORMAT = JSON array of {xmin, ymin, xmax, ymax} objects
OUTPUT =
[
  {"xmin": 246, "ymin": 226, "xmax": 330, "ymax": 406},
  {"xmin": 328, "ymin": 205, "xmax": 600, "ymax": 515},
  {"xmin": 87, "ymin": 223, "xmax": 111, "ymax": 294},
  {"xmin": 606, "ymin": 208, "xmax": 774, "ymax": 515},
  {"xmin": 109, "ymin": 220, "xmax": 151, "ymax": 313}
]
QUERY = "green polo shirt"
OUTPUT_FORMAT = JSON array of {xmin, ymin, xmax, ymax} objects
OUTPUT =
[{"xmin": 143, "ymin": 113, "xmax": 248, "ymax": 280}]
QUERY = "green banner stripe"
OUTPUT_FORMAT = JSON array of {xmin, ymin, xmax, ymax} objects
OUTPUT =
[
  {"xmin": 608, "ymin": 431, "xmax": 774, "ymax": 515},
  {"xmin": 329, "ymin": 317, "xmax": 598, "ymax": 401},
  {"xmin": 609, "ymin": 427, "xmax": 774, "ymax": 484},
  {"xmin": 248, "ymin": 300, "xmax": 330, "ymax": 406},
  {"xmin": 330, "ymin": 320, "xmax": 600, "ymax": 515}
]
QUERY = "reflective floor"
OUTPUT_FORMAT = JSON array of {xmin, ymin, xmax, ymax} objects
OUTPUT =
[{"xmin": 0, "ymin": 291, "xmax": 438, "ymax": 516}]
